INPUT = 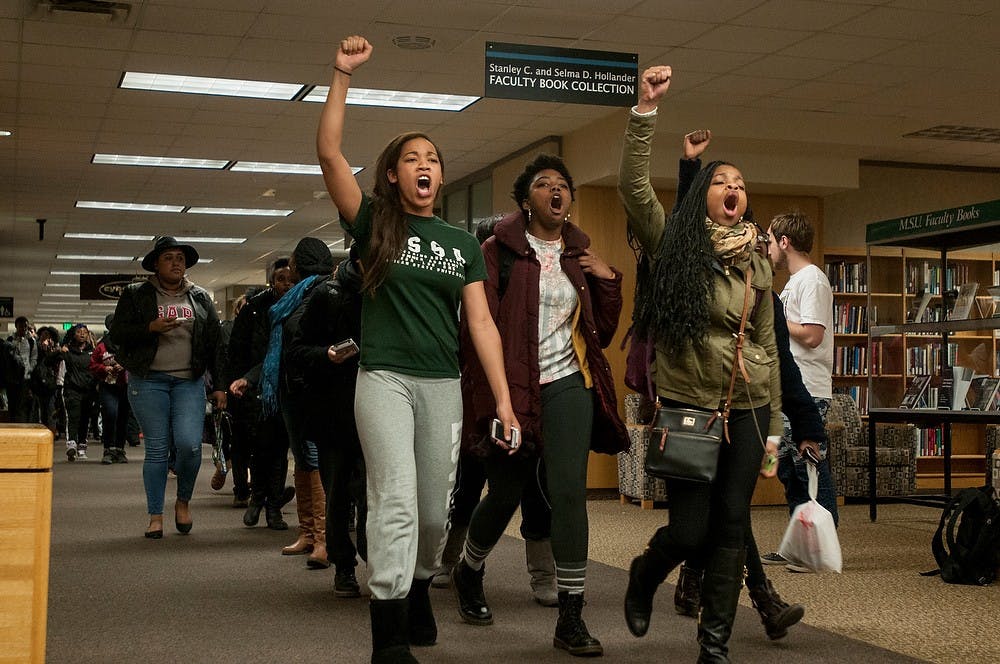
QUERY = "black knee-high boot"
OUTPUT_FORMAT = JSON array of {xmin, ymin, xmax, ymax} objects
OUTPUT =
[
  {"xmin": 370, "ymin": 599, "xmax": 418, "ymax": 664},
  {"xmin": 697, "ymin": 547, "xmax": 746, "ymax": 664},
  {"xmin": 624, "ymin": 542, "xmax": 683, "ymax": 637},
  {"xmin": 407, "ymin": 577, "xmax": 437, "ymax": 646}
]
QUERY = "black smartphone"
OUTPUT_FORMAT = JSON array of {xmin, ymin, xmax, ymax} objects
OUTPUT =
[{"xmin": 491, "ymin": 418, "xmax": 520, "ymax": 449}]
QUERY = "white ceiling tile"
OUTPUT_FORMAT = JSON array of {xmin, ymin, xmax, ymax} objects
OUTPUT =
[
  {"xmin": 651, "ymin": 47, "xmax": 761, "ymax": 75},
  {"xmin": 691, "ymin": 73, "xmax": 799, "ymax": 98},
  {"xmin": 230, "ymin": 38, "xmax": 335, "ymax": 65},
  {"xmin": 378, "ymin": 0, "xmax": 512, "ymax": 31},
  {"xmin": 132, "ymin": 29, "xmax": 243, "ymax": 58},
  {"xmin": 684, "ymin": 24, "xmax": 813, "ymax": 54},
  {"xmin": 596, "ymin": 16, "xmax": 715, "ymax": 47},
  {"xmin": 19, "ymin": 63, "xmax": 120, "ymax": 88},
  {"xmin": 20, "ymin": 43, "xmax": 127, "ymax": 69},
  {"xmin": 137, "ymin": 6, "xmax": 260, "ymax": 37},
  {"xmin": 832, "ymin": 6, "xmax": 973, "ymax": 39},
  {"xmin": 21, "ymin": 19, "xmax": 134, "ymax": 50},
  {"xmin": 739, "ymin": 55, "xmax": 845, "ymax": 80},
  {"xmin": 0, "ymin": 40, "xmax": 19, "ymax": 63},
  {"xmin": 0, "ymin": 18, "xmax": 19, "ymax": 41},
  {"xmin": 825, "ymin": 61, "xmax": 925, "ymax": 86},
  {"xmin": 484, "ymin": 6, "xmax": 616, "ymax": 41},
  {"xmin": 737, "ymin": 0, "xmax": 870, "ymax": 30},
  {"xmin": 779, "ymin": 32, "xmax": 906, "ymax": 61},
  {"xmin": 628, "ymin": 0, "xmax": 768, "ymax": 22}
]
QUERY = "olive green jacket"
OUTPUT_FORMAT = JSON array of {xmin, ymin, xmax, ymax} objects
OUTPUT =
[{"xmin": 618, "ymin": 110, "xmax": 782, "ymax": 437}]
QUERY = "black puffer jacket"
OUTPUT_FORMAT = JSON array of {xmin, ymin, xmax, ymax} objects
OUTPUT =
[
  {"xmin": 110, "ymin": 279, "xmax": 223, "ymax": 381},
  {"xmin": 224, "ymin": 288, "xmax": 280, "ymax": 390}
]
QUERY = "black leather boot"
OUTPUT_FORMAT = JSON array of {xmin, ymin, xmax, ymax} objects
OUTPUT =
[
  {"xmin": 674, "ymin": 563, "xmax": 703, "ymax": 618},
  {"xmin": 554, "ymin": 591, "xmax": 603, "ymax": 657},
  {"xmin": 748, "ymin": 578, "xmax": 804, "ymax": 640},
  {"xmin": 451, "ymin": 559, "xmax": 493, "ymax": 626},
  {"xmin": 697, "ymin": 547, "xmax": 746, "ymax": 664},
  {"xmin": 242, "ymin": 497, "xmax": 264, "ymax": 527},
  {"xmin": 624, "ymin": 544, "xmax": 679, "ymax": 637},
  {"xmin": 370, "ymin": 599, "xmax": 418, "ymax": 664},
  {"xmin": 265, "ymin": 505, "xmax": 288, "ymax": 530},
  {"xmin": 407, "ymin": 577, "xmax": 437, "ymax": 646}
]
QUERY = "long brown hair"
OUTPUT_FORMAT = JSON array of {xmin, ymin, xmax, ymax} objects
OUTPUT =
[{"xmin": 364, "ymin": 131, "xmax": 444, "ymax": 295}]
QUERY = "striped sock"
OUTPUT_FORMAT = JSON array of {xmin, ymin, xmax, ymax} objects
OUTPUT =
[
  {"xmin": 556, "ymin": 561, "xmax": 587, "ymax": 594},
  {"xmin": 463, "ymin": 539, "xmax": 492, "ymax": 572}
]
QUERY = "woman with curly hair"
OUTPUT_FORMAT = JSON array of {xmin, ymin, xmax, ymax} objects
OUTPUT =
[
  {"xmin": 316, "ymin": 35, "xmax": 518, "ymax": 664},
  {"xmin": 618, "ymin": 65, "xmax": 782, "ymax": 664}
]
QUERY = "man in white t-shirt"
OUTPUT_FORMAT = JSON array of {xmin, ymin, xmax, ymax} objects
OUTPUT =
[{"xmin": 765, "ymin": 212, "xmax": 839, "ymax": 567}]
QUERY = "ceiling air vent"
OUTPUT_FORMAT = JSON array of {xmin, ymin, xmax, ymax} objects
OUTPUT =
[
  {"xmin": 392, "ymin": 35, "xmax": 435, "ymax": 50},
  {"xmin": 35, "ymin": 0, "xmax": 132, "ymax": 23},
  {"xmin": 904, "ymin": 125, "xmax": 1000, "ymax": 143}
]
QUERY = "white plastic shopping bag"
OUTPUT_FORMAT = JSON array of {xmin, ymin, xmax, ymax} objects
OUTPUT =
[{"xmin": 777, "ymin": 462, "xmax": 842, "ymax": 573}]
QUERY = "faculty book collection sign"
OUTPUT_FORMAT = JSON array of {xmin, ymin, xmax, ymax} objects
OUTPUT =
[{"xmin": 485, "ymin": 42, "xmax": 638, "ymax": 107}]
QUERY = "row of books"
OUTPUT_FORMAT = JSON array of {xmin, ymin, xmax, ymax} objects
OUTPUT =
[
  {"xmin": 833, "ymin": 386, "xmax": 868, "ymax": 415},
  {"xmin": 834, "ymin": 344, "xmax": 868, "ymax": 377},
  {"xmin": 824, "ymin": 261, "xmax": 867, "ymax": 294},
  {"xmin": 906, "ymin": 263, "xmax": 970, "ymax": 295},
  {"xmin": 916, "ymin": 426, "xmax": 946, "ymax": 457},
  {"xmin": 906, "ymin": 343, "xmax": 958, "ymax": 376},
  {"xmin": 833, "ymin": 302, "xmax": 870, "ymax": 334},
  {"xmin": 899, "ymin": 372, "xmax": 1000, "ymax": 411}
]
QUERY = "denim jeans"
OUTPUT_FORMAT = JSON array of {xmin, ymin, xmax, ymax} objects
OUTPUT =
[
  {"xmin": 128, "ymin": 372, "xmax": 207, "ymax": 515},
  {"xmin": 777, "ymin": 398, "xmax": 839, "ymax": 527},
  {"xmin": 99, "ymin": 382, "xmax": 131, "ymax": 450}
]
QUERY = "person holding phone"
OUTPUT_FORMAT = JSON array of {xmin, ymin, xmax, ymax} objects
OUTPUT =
[
  {"xmin": 454, "ymin": 153, "xmax": 627, "ymax": 657},
  {"xmin": 111, "ymin": 236, "xmax": 225, "ymax": 539},
  {"xmin": 317, "ymin": 35, "xmax": 518, "ymax": 662}
]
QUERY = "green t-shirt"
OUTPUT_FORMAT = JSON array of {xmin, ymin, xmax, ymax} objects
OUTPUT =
[{"xmin": 341, "ymin": 194, "xmax": 486, "ymax": 378}]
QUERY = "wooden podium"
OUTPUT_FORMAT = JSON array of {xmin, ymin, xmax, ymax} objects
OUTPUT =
[{"xmin": 0, "ymin": 424, "xmax": 53, "ymax": 664}]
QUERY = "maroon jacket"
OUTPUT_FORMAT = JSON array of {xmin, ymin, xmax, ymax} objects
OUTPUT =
[{"xmin": 461, "ymin": 211, "xmax": 629, "ymax": 456}]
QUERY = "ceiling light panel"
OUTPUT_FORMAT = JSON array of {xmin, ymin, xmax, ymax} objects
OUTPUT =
[
  {"xmin": 93, "ymin": 154, "xmax": 230, "ymax": 169},
  {"xmin": 174, "ymin": 236, "xmax": 246, "ymax": 244},
  {"xmin": 57, "ymin": 255, "xmax": 137, "ymax": 261},
  {"xmin": 76, "ymin": 201, "xmax": 185, "ymax": 213},
  {"xmin": 304, "ymin": 86, "xmax": 479, "ymax": 111},
  {"xmin": 65, "ymin": 232, "xmax": 155, "ymax": 241},
  {"xmin": 186, "ymin": 207, "xmax": 293, "ymax": 217},
  {"xmin": 120, "ymin": 72, "xmax": 304, "ymax": 101},
  {"xmin": 230, "ymin": 161, "xmax": 323, "ymax": 175}
]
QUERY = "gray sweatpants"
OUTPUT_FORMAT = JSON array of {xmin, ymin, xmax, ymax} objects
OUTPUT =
[{"xmin": 354, "ymin": 367, "xmax": 462, "ymax": 600}]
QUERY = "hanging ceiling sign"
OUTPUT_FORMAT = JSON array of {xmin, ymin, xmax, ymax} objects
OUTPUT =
[
  {"xmin": 485, "ymin": 42, "xmax": 638, "ymax": 107},
  {"xmin": 80, "ymin": 274, "xmax": 147, "ymax": 301}
]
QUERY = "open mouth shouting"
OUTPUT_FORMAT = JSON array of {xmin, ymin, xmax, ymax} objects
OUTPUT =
[
  {"xmin": 416, "ymin": 175, "xmax": 433, "ymax": 197},
  {"xmin": 724, "ymin": 191, "xmax": 739, "ymax": 216},
  {"xmin": 549, "ymin": 191, "xmax": 564, "ymax": 217}
]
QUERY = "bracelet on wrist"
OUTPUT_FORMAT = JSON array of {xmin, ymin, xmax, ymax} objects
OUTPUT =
[{"xmin": 334, "ymin": 66, "xmax": 352, "ymax": 77}]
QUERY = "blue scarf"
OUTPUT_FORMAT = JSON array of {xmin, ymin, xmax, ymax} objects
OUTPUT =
[{"xmin": 261, "ymin": 275, "xmax": 320, "ymax": 416}]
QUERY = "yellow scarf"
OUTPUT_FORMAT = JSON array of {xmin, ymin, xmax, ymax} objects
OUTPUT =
[{"xmin": 705, "ymin": 217, "xmax": 755, "ymax": 267}]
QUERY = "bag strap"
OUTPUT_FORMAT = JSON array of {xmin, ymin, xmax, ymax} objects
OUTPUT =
[{"xmin": 717, "ymin": 265, "xmax": 754, "ymax": 443}]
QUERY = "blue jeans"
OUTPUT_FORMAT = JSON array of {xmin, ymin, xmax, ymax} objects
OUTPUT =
[
  {"xmin": 128, "ymin": 372, "xmax": 207, "ymax": 515},
  {"xmin": 777, "ymin": 398, "xmax": 839, "ymax": 527}
]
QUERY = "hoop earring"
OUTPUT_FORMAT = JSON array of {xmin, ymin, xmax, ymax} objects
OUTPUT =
[
  {"xmin": 564, "ymin": 212, "xmax": 571, "ymax": 223},
  {"xmin": 527, "ymin": 209, "xmax": 532, "ymax": 222}
]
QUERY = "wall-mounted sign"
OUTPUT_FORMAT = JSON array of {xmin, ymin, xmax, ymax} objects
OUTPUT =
[
  {"xmin": 485, "ymin": 42, "xmax": 638, "ymax": 107},
  {"xmin": 80, "ymin": 274, "xmax": 146, "ymax": 301},
  {"xmin": 866, "ymin": 198, "xmax": 1000, "ymax": 246},
  {"xmin": 0, "ymin": 296, "xmax": 13, "ymax": 318}
]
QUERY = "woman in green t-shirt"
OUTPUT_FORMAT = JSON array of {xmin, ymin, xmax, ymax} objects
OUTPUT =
[{"xmin": 317, "ymin": 35, "xmax": 519, "ymax": 663}]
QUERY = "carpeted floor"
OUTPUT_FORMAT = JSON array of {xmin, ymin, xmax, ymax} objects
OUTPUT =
[{"xmin": 45, "ymin": 445, "xmax": 996, "ymax": 663}]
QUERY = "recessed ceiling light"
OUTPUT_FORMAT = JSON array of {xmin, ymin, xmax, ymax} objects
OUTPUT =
[
  {"xmin": 42, "ymin": 293, "xmax": 80, "ymax": 298},
  {"xmin": 51, "ymin": 271, "xmax": 81, "ymax": 276},
  {"xmin": 174, "ymin": 236, "xmax": 246, "ymax": 244},
  {"xmin": 0, "ymin": 130, "xmax": 11, "ymax": 137},
  {"xmin": 65, "ymin": 232, "xmax": 155, "ymax": 241},
  {"xmin": 93, "ymin": 154, "xmax": 230, "ymax": 169},
  {"xmin": 230, "ymin": 161, "xmax": 365, "ymax": 176},
  {"xmin": 186, "ymin": 207, "xmax": 293, "ymax": 217},
  {"xmin": 46, "ymin": 283, "xmax": 78, "ymax": 288},
  {"xmin": 76, "ymin": 201, "xmax": 185, "ymax": 213},
  {"xmin": 120, "ymin": 72, "xmax": 304, "ymax": 101},
  {"xmin": 57, "ymin": 254, "xmax": 137, "ymax": 261},
  {"xmin": 303, "ymin": 85, "xmax": 478, "ymax": 112}
]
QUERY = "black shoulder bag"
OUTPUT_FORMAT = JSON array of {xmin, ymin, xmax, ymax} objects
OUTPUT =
[{"xmin": 644, "ymin": 266, "xmax": 754, "ymax": 483}]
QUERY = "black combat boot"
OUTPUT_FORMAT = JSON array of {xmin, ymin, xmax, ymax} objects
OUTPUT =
[
  {"xmin": 407, "ymin": 577, "xmax": 437, "ymax": 646},
  {"xmin": 451, "ymin": 559, "xmax": 493, "ymax": 626},
  {"xmin": 370, "ymin": 599, "xmax": 418, "ymax": 664},
  {"xmin": 624, "ymin": 544, "xmax": 681, "ymax": 637},
  {"xmin": 697, "ymin": 547, "xmax": 746, "ymax": 664},
  {"xmin": 554, "ymin": 592, "xmax": 603, "ymax": 657},
  {"xmin": 748, "ymin": 578, "xmax": 804, "ymax": 640},
  {"xmin": 674, "ymin": 562, "xmax": 703, "ymax": 618}
]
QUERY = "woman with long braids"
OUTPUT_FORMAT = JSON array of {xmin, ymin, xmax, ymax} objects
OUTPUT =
[
  {"xmin": 618, "ymin": 65, "xmax": 782, "ymax": 663},
  {"xmin": 317, "ymin": 35, "xmax": 518, "ymax": 664}
]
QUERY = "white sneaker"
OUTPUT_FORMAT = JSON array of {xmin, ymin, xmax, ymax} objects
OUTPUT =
[
  {"xmin": 77, "ymin": 448, "xmax": 88, "ymax": 460},
  {"xmin": 66, "ymin": 440, "xmax": 77, "ymax": 462}
]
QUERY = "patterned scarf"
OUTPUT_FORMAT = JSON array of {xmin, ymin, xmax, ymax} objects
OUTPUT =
[
  {"xmin": 261, "ymin": 274, "xmax": 320, "ymax": 417},
  {"xmin": 704, "ymin": 217, "xmax": 755, "ymax": 267}
]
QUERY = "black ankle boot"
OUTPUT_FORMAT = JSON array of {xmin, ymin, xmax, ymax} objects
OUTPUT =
[
  {"xmin": 748, "ymin": 578, "xmax": 804, "ymax": 640},
  {"xmin": 624, "ymin": 545, "xmax": 677, "ymax": 637},
  {"xmin": 242, "ymin": 498, "xmax": 264, "ymax": 527},
  {"xmin": 554, "ymin": 591, "xmax": 603, "ymax": 657},
  {"xmin": 674, "ymin": 563, "xmax": 703, "ymax": 618},
  {"xmin": 697, "ymin": 547, "xmax": 746, "ymax": 664},
  {"xmin": 407, "ymin": 577, "xmax": 437, "ymax": 646},
  {"xmin": 370, "ymin": 599, "xmax": 418, "ymax": 664},
  {"xmin": 265, "ymin": 505, "xmax": 288, "ymax": 530},
  {"xmin": 451, "ymin": 559, "xmax": 493, "ymax": 626}
]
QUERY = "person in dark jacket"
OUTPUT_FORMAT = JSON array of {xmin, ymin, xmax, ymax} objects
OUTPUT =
[
  {"xmin": 31, "ymin": 326, "xmax": 62, "ymax": 434},
  {"xmin": 110, "ymin": 236, "xmax": 226, "ymax": 539},
  {"xmin": 454, "ymin": 154, "xmax": 627, "ymax": 657},
  {"xmin": 61, "ymin": 323, "xmax": 97, "ymax": 461},
  {"xmin": 227, "ymin": 262, "xmax": 295, "ymax": 528},
  {"xmin": 284, "ymin": 245, "xmax": 367, "ymax": 597},
  {"xmin": 89, "ymin": 314, "xmax": 130, "ymax": 464},
  {"xmin": 261, "ymin": 237, "xmax": 334, "ymax": 570}
]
